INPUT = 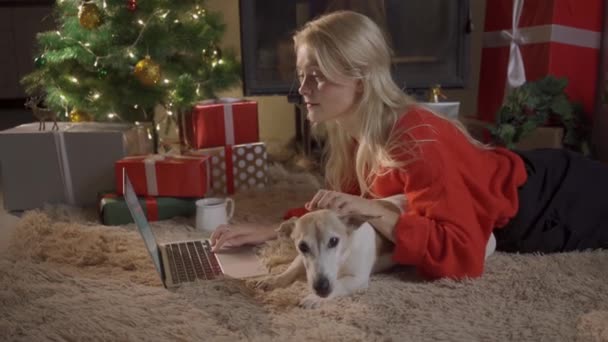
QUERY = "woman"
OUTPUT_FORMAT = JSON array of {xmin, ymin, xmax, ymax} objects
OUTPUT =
[{"xmin": 211, "ymin": 10, "xmax": 608, "ymax": 279}]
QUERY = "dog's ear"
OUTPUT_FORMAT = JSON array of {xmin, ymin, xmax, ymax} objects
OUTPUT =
[
  {"xmin": 338, "ymin": 214, "xmax": 380, "ymax": 229},
  {"xmin": 276, "ymin": 217, "xmax": 297, "ymax": 239}
]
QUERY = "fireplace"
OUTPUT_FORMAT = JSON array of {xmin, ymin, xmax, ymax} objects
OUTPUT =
[{"xmin": 239, "ymin": 0, "xmax": 473, "ymax": 98}]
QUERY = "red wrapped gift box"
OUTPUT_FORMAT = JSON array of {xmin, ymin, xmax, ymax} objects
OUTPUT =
[
  {"xmin": 115, "ymin": 154, "xmax": 210, "ymax": 197},
  {"xmin": 477, "ymin": 0, "xmax": 603, "ymax": 123},
  {"xmin": 182, "ymin": 98, "xmax": 259, "ymax": 149}
]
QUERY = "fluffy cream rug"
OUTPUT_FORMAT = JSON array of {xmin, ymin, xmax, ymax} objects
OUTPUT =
[{"xmin": 1, "ymin": 164, "xmax": 607, "ymax": 342}]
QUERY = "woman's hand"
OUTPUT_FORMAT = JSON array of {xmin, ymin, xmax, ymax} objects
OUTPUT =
[
  {"xmin": 305, "ymin": 189, "xmax": 376, "ymax": 216},
  {"xmin": 305, "ymin": 189, "xmax": 402, "ymax": 243},
  {"xmin": 210, "ymin": 223, "xmax": 277, "ymax": 252}
]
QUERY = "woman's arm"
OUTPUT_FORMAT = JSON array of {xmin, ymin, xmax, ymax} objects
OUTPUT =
[
  {"xmin": 304, "ymin": 190, "xmax": 403, "ymax": 242},
  {"xmin": 367, "ymin": 194, "xmax": 408, "ymax": 243},
  {"xmin": 364, "ymin": 198, "xmax": 404, "ymax": 243}
]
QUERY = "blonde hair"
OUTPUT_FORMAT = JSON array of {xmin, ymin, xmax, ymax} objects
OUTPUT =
[{"xmin": 294, "ymin": 10, "xmax": 488, "ymax": 197}]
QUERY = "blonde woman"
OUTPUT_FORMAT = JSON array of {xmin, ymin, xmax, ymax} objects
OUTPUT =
[{"xmin": 212, "ymin": 10, "xmax": 608, "ymax": 279}]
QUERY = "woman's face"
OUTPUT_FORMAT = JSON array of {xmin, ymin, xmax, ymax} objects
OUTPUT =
[{"xmin": 296, "ymin": 44, "xmax": 360, "ymax": 124}]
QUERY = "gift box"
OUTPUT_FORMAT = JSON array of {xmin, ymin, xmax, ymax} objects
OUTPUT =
[
  {"xmin": 0, "ymin": 122, "xmax": 153, "ymax": 211},
  {"xmin": 478, "ymin": 0, "xmax": 603, "ymax": 123},
  {"xmin": 186, "ymin": 142, "xmax": 268, "ymax": 195},
  {"xmin": 115, "ymin": 154, "xmax": 210, "ymax": 197},
  {"xmin": 181, "ymin": 98, "xmax": 259, "ymax": 149},
  {"xmin": 516, "ymin": 127, "xmax": 564, "ymax": 150},
  {"xmin": 99, "ymin": 193, "xmax": 197, "ymax": 225}
]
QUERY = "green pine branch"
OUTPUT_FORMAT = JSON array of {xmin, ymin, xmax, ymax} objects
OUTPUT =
[
  {"xmin": 490, "ymin": 75, "xmax": 591, "ymax": 154},
  {"xmin": 21, "ymin": 0, "xmax": 241, "ymax": 123}
]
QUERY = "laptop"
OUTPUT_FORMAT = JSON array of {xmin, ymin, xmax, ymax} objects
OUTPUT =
[{"xmin": 121, "ymin": 169, "xmax": 268, "ymax": 288}]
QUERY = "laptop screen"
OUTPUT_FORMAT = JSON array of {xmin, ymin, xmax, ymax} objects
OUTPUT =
[{"xmin": 121, "ymin": 168, "xmax": 163, "ymax": 276}]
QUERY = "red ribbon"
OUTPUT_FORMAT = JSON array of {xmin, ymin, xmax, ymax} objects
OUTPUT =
[
  {"xmin": 99, "ymin": 193, "xmax": 119, "ymax": 217},
  {"xmin": 145, "ymin": 197, "xmax": 159, "ymax": 221},
  {"xmin": 225, "ymin": 145, "xmax": 234, "ymax": 194}
]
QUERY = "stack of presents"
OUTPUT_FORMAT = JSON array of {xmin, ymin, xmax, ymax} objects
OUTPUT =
[
  {"xmin": 0, "ymin": 99, "xmax": 268, "ymax": 225},
  {"xmin": 466, "ymin": 0, "xmax": 604, "ymax": 148}
]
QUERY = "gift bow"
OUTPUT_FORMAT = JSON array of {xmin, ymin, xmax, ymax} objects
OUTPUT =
[
  {"xmin": 503, "ymin": 0, "xmax": 526, "ymax": 90},
  {"xmin": 483, "ymin": 0, "xmax": 601, "ymax": 92}
]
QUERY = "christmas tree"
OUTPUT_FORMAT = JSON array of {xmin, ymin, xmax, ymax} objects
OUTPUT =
[{"xmin": 21, "ymin": 0, "xmax": 240, "ymax": 123}]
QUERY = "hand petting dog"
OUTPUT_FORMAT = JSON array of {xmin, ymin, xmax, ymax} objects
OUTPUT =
[
  {"xmin": 305, "ymin": 190, "xmax": 402, "ymax": 243},
  {"xmin": 305, "ymin": 190, "xmax": 370, "ymax": 214}
]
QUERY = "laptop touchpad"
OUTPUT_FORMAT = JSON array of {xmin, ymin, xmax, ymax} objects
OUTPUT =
[{"xmin": 214, "ymin": 247, "xmax": 268, "ymax": 279}]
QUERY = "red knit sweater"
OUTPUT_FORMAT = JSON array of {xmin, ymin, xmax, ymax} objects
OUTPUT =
[
  {"xmin": 371, "ymin": 106, "xmax": 527, "ymax": 279},
  {"xmin": 285, "ymin": 106, "xmax": 527, "ymax": 280}
]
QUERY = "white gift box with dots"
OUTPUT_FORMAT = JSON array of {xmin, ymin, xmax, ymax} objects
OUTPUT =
[{"xmin": 188, "ymin": 142, "xmax": 268, "ymax": 195}]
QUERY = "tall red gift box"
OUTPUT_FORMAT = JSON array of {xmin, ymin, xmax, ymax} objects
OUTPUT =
[
  {"xmin": 182, "ymin": 98, "xmax": 259, "ymax": 149},
  {"xmin": 478, "ymin": 0, "xmax": 603, "ymax": 123},
  {"xmin": 114, "ymin": 155, "xmax": 210, "ymax": 197}
]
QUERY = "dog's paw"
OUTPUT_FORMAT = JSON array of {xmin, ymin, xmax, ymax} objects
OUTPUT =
[
  {"xmin": 254, "ymin": 276, "xmax": 283, "ymax": 291},
  {"xmin": 299, "ymin": 294, "xmax": 323, "ymax": 309}
]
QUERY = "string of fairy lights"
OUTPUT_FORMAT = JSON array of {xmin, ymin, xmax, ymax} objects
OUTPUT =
[{"xmin": 39, "ymin": 0, "xmax": 224, "ymax": 125}]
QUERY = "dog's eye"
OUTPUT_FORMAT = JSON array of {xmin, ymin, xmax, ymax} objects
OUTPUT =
[
  {"xmin": 298, "ymin": 242, "xmax": 309, "ymax": 253},
  {"xmin": 328, "ymin": 237, "xmax": 339, "ymax": 248}
]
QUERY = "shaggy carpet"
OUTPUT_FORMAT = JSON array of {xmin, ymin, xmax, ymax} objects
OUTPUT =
[{"xmin": 1, "ymin": 164, "xmax": 607, "ymax": 342}]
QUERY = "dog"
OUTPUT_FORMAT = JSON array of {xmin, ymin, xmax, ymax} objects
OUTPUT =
[
  {"xmin": 255, "ymin": 195, "xmax": 406, "ymax": 308},
  {"xmin": 254, "ymin": 194, "xmax": 497, "ymax": 308}
]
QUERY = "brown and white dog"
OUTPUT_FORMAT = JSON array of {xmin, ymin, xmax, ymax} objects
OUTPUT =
[
  {"xmin": 255, "ymin": 196, "xmax": 405, "ymax": 308},
  {"xmin": 255, "ymin": 194, "xmax": 497, "ymax": 308}
]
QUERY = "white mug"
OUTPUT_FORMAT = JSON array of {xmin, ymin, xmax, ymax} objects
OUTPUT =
[{"xmin": 195, "ymin": 197, "xmax": 235, "ymax": 232}]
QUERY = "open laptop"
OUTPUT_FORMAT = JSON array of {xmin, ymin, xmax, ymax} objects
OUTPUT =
[{"xmin": 121, "ymin": 169, "xmax": 268, "ymax": 288}]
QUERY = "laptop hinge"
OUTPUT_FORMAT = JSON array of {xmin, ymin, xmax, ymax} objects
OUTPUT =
[{"xmin": 158, "ymin": 249, "xmax": 169, "ymax": 289}]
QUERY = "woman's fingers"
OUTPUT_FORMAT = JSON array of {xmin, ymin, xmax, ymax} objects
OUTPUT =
[
  {"xmin": 306, "ymin": 190, "xmax": 327, "ymax": 210},
  {"xmin": 319, "ymin": 190, "xmax": 343, "ymax": 209},
  {"xmin": 307, "ymin": 191, "xmax": 357, "ymax": 212},
  {"xmin": 211, "ymin": 233, "xmax": 233, "ymax": 252},
  {"xmin": 211, "ymin": 225, "xmax": 237, "ymax": 252},
  {"xmin": 210, "ymin": 224, "xmax": 228, "ymax": 245},
  {"xmin": 221, "ymin": 234, "xmax": 251, "ymax": 249}
]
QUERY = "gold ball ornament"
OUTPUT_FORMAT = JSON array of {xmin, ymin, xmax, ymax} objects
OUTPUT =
[
  {"xmin": 79, "ymin": 2, "xmax": 103, "ymax": 30},
  {"xmin": 134, "ymin": 56, "xmax": 161, "ymax": 86},
  {"xmin": 69, "ymin": 109, "xmax": 92, "ymax": 122}
]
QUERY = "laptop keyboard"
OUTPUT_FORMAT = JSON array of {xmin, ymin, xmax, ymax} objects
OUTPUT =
[{"xmin": 165, "ymin": 240, "xmax": 223, "ymax": 283}]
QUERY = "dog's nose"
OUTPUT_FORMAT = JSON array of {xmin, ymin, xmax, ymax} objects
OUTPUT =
[{"xmin": 313, "ymin": 276, "xmax": 331, "ymax": 297}]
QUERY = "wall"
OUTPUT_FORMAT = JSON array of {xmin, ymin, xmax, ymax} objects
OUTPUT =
[{"xmin": 206, "ymin": 0, "xmax": 487, "ymax": 146}]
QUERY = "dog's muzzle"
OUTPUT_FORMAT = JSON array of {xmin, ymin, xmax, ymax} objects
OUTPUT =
[{"xmin": 313, "ymin": 276, "xmax": 331, "ymax": 298}]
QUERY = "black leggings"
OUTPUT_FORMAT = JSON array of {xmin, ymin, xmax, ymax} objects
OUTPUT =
[{"xmin": 495, "ymin": 148, "xmax": 608, "ymax": 253}]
